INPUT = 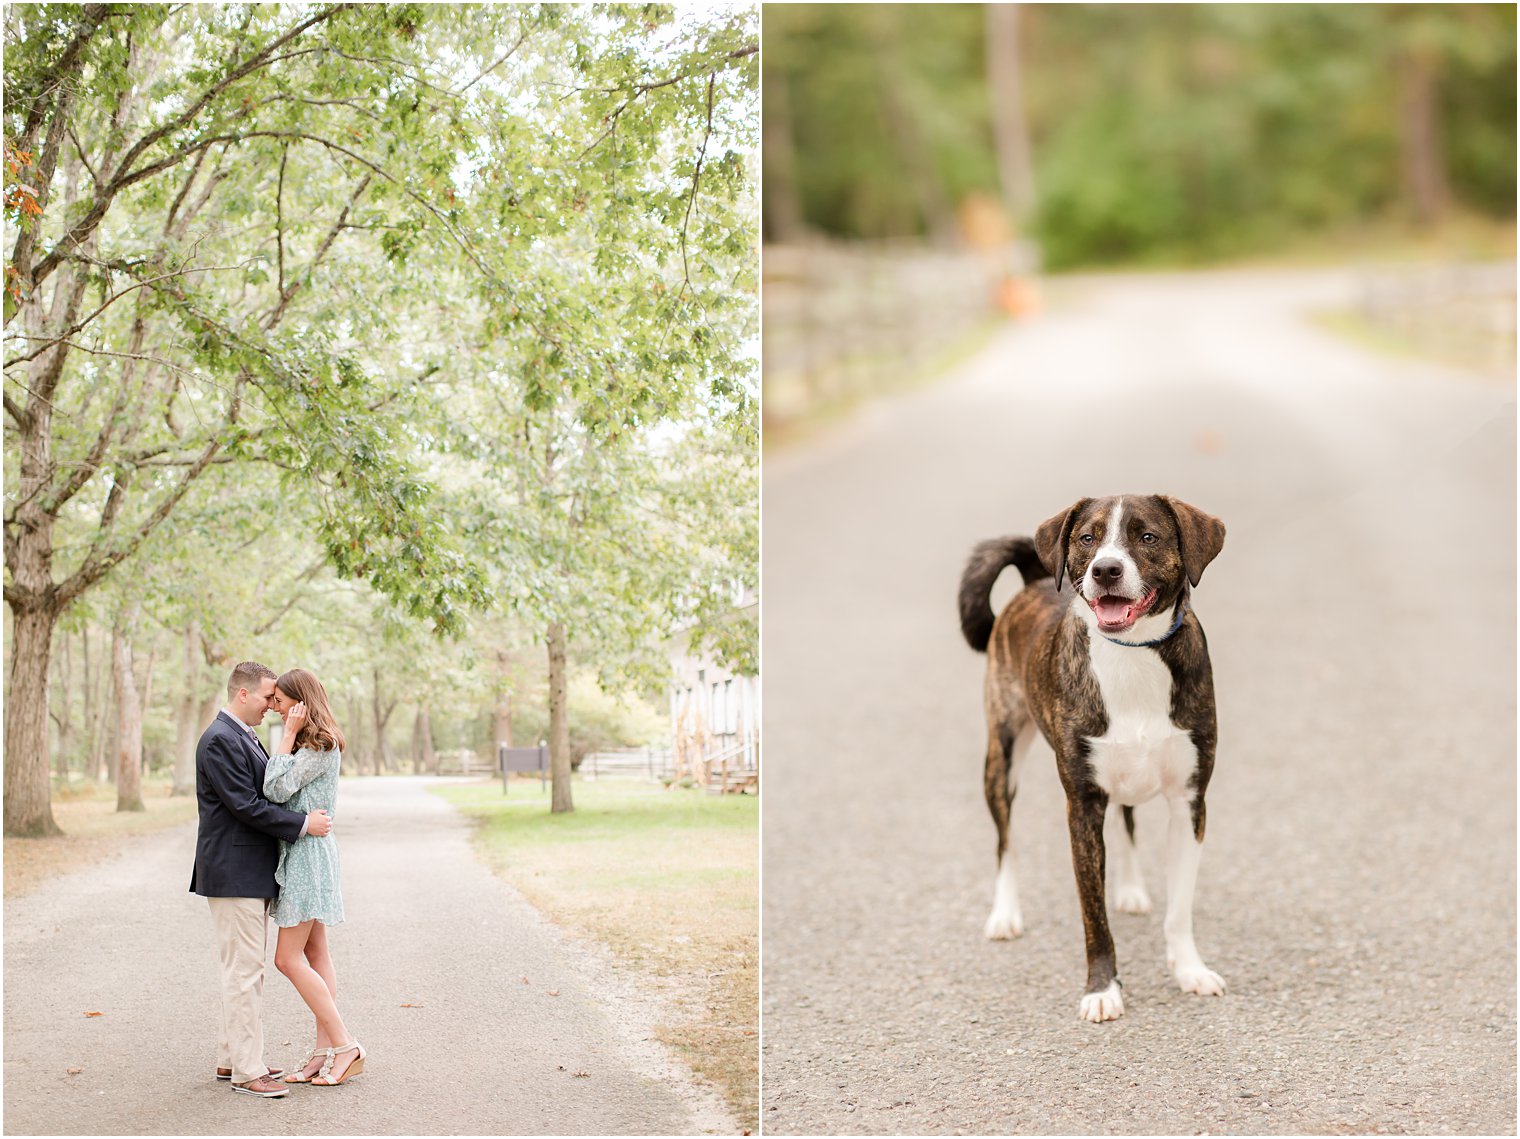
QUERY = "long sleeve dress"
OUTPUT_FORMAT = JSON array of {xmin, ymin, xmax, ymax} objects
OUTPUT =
[{"xmin": 263, "ymin": 746, "xmax": 344, "ymax": 928}]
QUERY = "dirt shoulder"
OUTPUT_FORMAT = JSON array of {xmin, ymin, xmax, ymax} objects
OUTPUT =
[
  {"xmin": 435, "ymin": 779, "xmax": 758, "ymax": 1134},
  {"xmin": 4, "ymin": 782, "xmax": 198, "ymax": 898}
]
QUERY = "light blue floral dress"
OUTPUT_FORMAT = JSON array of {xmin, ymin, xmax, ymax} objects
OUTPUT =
[{"xmin": 263, "ymin": 747, "xmax": 344, "ymax": 928}]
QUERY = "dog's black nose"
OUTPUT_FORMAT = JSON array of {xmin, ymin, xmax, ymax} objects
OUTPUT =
[{"xmin": 1091, "ymin": 558, "xmax": 1125, "ymax": 584}]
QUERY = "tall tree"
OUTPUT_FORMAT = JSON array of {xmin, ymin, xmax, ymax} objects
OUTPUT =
[
  {"xmin": 435, "ymin": 7, "xmax": 758, "ymax": 813},
  {"xmin": 3, "ymin": 5, "xmax": 548, "ymax": 834},
  {"xmin": 986, "ymin": 3, "xmax": 1036, "ymax": 227}
]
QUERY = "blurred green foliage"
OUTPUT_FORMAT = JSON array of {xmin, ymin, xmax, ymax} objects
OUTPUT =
[{"xmin": 764, "ymin": 3, "xmax": 1516, "ymax": 268}]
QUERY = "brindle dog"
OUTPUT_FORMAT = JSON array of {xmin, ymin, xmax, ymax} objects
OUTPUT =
[{"xmin": 959, "ymin": 495, "xmax": 1226, "ymax": 1022}]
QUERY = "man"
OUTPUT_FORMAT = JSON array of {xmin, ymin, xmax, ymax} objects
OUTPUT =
[{"xmin": 190, "ymin": 661, "xmax": 333, "ymax": 1098}]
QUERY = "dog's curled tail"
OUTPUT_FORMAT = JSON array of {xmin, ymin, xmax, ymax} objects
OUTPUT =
[{"xmin": 959, "ymin": 536, "xmax": 1049, "ymax": 653}]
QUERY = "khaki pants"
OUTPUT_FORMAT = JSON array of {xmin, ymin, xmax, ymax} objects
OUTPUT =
[{"xmin": 207, "ymin": 897, "xmax": 270, "ymax": 1083}]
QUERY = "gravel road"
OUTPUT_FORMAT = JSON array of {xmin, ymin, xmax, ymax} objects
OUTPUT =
[
  {"xmin": 4, "ymin": 775, "xmax": 737, "ymax": 1136},
  {"xmin": 760, "ymin": 268, "xmax": 1516, "ymax": 1135}
]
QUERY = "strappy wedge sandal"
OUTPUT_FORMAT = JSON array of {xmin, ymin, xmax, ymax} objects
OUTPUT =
[
  {"xmin": 310, "ymin": 1041, "xmax": 365, "ymax": 1086},
  {"xmin": 282, "ymin": 1049, "xmax": 324, "ymax": 1084}
]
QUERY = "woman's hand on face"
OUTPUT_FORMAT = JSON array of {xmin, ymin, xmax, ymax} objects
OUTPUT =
[{"xmin": 284, "ymin": 701, "xmax": 309, "ymax": 736}]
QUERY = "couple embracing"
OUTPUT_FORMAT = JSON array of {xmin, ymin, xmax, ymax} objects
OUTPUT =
[{"xmin": 189, "ymin": 661, "xmax": 365, "ymax": 1098}]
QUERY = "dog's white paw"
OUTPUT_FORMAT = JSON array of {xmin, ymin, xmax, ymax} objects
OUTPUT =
[
  {"xmin": 1112, "ymin": 883, "xmax": 1152, "ymax": 914},
  {"xmin": 1174, "ymin": 963, "xmax": 1226, "ymax": 996},
  {"xmin": 1078, "ymin": 980, "xmax": 1125, "ymax": 1022},
  {"xmin": 983, "ymin": 908, "xmax": 1024, "ymax": 940}
]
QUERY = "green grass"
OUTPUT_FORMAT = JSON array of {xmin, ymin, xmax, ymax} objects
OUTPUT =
[
  {"xmin": 1230, "ymin": 213, "xmax": 1515, "ymax": 270},
  {"xmin": 1044, "ymin": 213, "xmax": 1516, "ymax": 273},
  {"xmin": 1310, "ymin": 306, "xmax": 1515, "ymax": 376},
  {"xmin": 433, "ymin": 778, "xmax": 758, "ymax": 1132}
]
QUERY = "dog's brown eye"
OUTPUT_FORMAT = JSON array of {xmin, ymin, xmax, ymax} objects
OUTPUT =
[
  {"xmin": 1078, "ymin": 534, "xmax": 1095, "ymax": 545},
  {"xmin": 1141, "ymin": 533, "xmax": 1157, "ymax": 544}
]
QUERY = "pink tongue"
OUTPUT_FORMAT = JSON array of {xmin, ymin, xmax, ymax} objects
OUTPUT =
[{"xmin": 1095, "ymin": 597, "xmax": 1132, "ymax": 625}]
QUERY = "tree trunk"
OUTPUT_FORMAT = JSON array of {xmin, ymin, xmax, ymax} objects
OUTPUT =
[
  {"xmin": 52, "ymin": 629, "xmax": 74, "ymax": 781},
  {"xmin": 80, "ymin": 623, "xmax": 93, "ymax": 779},
  {"xmin": 171, "ymin": 625, "xmax": 199, "ymax": 795},
  {"xmin": 986, "ymin": 3, "xmax": 1037, "ymax": 227},
  {"xmin": 371, "ymin": 668, "xmax": 397, "ymax": 773},
  {"xmin": 112, "ymin": 608, "xmax": 146, "ymax": 812},
  {"xmin": 494, "ymin": 649, "xmax": 514, "ymax": 750},
  {"xmin": 4, "ymin": 604, "xmax": 64, "ymax": 835},
  {"xmin": 189, "ymin": 693, "xmax": 216, "ymax": 785},
  {"xmin": 762, "ymin": 65, "xmax": 807, "ymax": 243},
  {"xmin": 371, "ymin": 671, "xmax": 385, "ymax": 773},
  {"xmin": 546, "ymin": 621, "xmax": 573, "ymax": 814},
  {"xmin": 347, "ymin": 693, "xmax": 367, "ymax": 774},
  {"xmin": 104, "ymin": 707, "xmax": 120, "ymax": 786},
  {"xmin": 88, "ymin": 626, "xmax": 113, "ymax": 783},
  {"xmin": 411, "ymin": 706, "xmax": 436, "ymax": 775},
  {"xmin": 137, "ymin": 637, "xmax": 158, "ymax": 743},
  {"xmin": 4, "ymin": 294, "xmax": 66, "ymax": 835},
  {"xmin": 82, "ymin": 624, "xmax": 106, "ymax": 783},
  {"xmin": 1398, "ymin": 46, "xmax": 1448, "ymax": 228},
  {"xmin": 869, "ymin": 7, "xmax": 959, "ymax": 243}
]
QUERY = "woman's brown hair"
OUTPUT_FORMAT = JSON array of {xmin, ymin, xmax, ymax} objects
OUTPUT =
[{"xmin": 275, "ymin": 668, "xmax": 347, "ymax": 753}]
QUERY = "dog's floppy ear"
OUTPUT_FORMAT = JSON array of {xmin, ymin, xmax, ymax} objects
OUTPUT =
[
  {"xmin": 1035, "ymin": 499, "xmax": 1088, "ymax": 593},
  {"xmin": 1158, "ymin": 496, "xmax": 1225, "ymax": 587}
]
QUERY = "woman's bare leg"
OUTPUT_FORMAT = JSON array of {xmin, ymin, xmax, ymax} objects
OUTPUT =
[
  {"xmin": 285, "ymin": 922, "xmax": 339, "ymax": 1079},
  {"xmin": 275, "ymin": 921, "xmax": 353, "ymax": 1076},
  {"xmin": 304, "ymin": 919, "xmax": 337, "ymax": 1001}
]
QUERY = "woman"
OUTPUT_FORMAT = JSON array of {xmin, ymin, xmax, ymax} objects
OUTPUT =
[{"xmin": 264, "ymin": 668, "xmax": 365, "ymax": 1086}]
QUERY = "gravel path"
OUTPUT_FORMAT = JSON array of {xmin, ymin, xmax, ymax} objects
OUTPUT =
[
  {"xmin": 760, "ymin": 268, "xmax": 1516, "ymax": 1135},
  {"xmin": 4, "ymin": 776, "xmax": 737, "ymax": 1136}
]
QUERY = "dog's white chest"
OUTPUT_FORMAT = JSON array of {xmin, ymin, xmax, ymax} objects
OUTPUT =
[{"xmin": 1084, "ymin": 637, "xmax": 1196, "ymax": 806}]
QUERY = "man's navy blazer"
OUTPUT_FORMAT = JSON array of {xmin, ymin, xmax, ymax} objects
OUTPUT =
[{"xmin": 189, "ymin": 710, "xmax": 306, "ymax": 898}]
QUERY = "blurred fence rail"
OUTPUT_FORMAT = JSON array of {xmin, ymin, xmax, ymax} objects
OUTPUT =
[
  {"xmin": 1355, "ymin": 261, "xmax": 1516, "ymax": 373},
  {"xmin": 762, "ymin": 240, "xmax": 1015, "ymax": 431},
  {"xmin": 580, "ymin": 746, "xmax": 675, "ymax": 781}
]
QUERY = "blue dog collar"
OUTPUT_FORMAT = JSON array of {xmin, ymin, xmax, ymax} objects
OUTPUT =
[{"xmin": 1104, "ymin": 597, "xmax": 1189, "ymax": 648}]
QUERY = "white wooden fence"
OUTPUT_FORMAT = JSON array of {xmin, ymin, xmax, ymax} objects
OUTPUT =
[
  {"xmin": 434, "ymin": 748, "xmax": 494, "ymax": 776},
  {"xmin": 579, "ymin": 747, "xmax": 676, "ymax": 781},
  {"xmin": 581, "ymin": 741, "xmax": 759, "ymax": 793}
]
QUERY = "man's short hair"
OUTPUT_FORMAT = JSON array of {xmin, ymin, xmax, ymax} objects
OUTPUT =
[{"xmin": 227, "ymin": 661, "xmax": 277, "ymax": 701}]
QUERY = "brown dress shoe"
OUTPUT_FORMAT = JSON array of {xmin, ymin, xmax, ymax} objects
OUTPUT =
[
  {"xmin": 231, "ymin": 1075, "xmax": 289, "ymax": 1097},
  {"xmin": 216, "ymin": 1066, "xmax": 285, "ymax": 1081}
]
